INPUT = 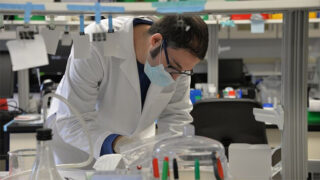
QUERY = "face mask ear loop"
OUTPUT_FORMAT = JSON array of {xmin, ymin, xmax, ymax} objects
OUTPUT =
[
  {"xmin": 163, "ymin": 40, "xmax": 170, "ymax": 66},
  {"xmin": 158, "ymin": 40, "xmax": 163, "ymax": 66}
]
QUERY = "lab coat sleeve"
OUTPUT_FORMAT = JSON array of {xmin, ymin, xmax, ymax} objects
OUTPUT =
[
  {"xmin": 157, "ymin": 75, "xmax": 193, "ymax": 134},
  {"xmin": 51, "ymin": 45, "xmax": 114, "ymax": 159}
]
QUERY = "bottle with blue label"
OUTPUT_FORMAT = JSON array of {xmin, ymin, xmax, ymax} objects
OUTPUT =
[
  {"xmin": 236, "ymin": 89, "xmax": 242, "ymax": 99},
  {"xmin": 263, "ymin": 97, "xmax": 277, "ymax": 110}
]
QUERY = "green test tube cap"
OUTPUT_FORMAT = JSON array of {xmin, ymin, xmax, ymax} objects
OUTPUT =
[
  {"xmin": 195, "ymin": 158, "xmax": 200, "ymax": 180},
  {"xmin": 162, "ymin": 160, "xmax": 169, "ymax": 180}
]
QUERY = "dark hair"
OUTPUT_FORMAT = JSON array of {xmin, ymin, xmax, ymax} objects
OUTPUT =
[{"xmin": 148, "ymin": 15, "xmax": 208, "ymax": 60}]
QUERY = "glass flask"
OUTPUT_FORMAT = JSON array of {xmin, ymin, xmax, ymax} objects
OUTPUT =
[{"xmin": 29, "ymin": 128, "xmax": 63, "ymax": 180}]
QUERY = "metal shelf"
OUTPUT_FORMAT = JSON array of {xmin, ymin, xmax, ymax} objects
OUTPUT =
[
  {"xmin": 0, "ymin": 0, "xmax": 319, "ymax": 15},
  {"xmin": 228, "ymin": 18, "xmax": 320, "ymax": 24},
  {"xmin": 249, "ymin": 71, "xmax": 282, "ymax": 76},
  {"xmin": 206, "ymin": 18, "xmax": 320, "ymax": 25},
  {"xmin": 3, "ymin": 18, "xmax": 320, "ymax": 26},
  {"xmin": 2, "ymin": 20, "xmax": 92, "ymax": 26}
]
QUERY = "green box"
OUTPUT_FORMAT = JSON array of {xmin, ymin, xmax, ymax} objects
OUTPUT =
[
  {"xmin": 308, "ymin": 111, "xmax": 320, "ymax": 125},
  {"xmin": 116, "ymin": 0, "xmax": 136, "ymax": 2},
  {"xmin": 14, "ymin": 15, "xmax": 45, "ymax": 21},
  {"xmin": 201, "ymin": 14, "xmax": 208, "ymax": 21}
]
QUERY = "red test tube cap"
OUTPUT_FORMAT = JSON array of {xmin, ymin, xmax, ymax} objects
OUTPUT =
[{"xmin": 153, "ymin": 158, "xmax": 160, "ymax": 178}]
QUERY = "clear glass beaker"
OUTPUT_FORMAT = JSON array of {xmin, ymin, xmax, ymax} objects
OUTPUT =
[{"xmin": 8, "ymin": 149, "xmax": 36, "ymax": 176}]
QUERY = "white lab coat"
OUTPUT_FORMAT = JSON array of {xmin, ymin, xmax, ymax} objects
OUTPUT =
[{"xmin": 47, "ymin": 17, "xmax": 193, "ymax": 165}]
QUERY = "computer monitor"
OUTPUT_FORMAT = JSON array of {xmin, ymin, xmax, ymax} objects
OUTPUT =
[
  {"xmin": 39, "ymin": 40, "xmax": 71, "ymax": 83},
  {"xmin": 0, "ymin": 51, "xmax": 14, "ymax": 98},
  {"xmin": 219, "ymin": 59, "xmax": 244, "ymax": 89},
  {"xmin": 190, "ymin": 73, "xmax": 207, "ymax": 89}
]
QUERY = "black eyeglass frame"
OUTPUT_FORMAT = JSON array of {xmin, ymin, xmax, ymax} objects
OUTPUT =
[{"xmin": 163, "ymin": 40, "xmax": 194, "ymax": 76}]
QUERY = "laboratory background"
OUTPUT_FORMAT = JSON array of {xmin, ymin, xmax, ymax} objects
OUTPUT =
[{"xmin": 0, "ymin": 0, "xmax": 319, "ymax": 180}]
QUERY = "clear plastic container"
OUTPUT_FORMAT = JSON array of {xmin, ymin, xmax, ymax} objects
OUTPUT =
[{"xmin": 152, "ymin": 125, "xmax": 228, "ymax": 180}]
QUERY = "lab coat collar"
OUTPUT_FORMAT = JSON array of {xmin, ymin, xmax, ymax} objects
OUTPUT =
[
  {"xmin": 102, "ymin": 18, "xmax": 142, "ymax": 102},
  {"xmin": 118, "ymin": 19, "xmax": 141, "ymax": 102}
]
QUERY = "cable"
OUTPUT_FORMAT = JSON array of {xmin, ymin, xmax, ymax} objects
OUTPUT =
[
  {"xmin": 6, "ymin": 100, "xmax": 18, "ymax": 108},
  {"xmin": 42, "ymin": 93, "xmax": 94, "ymax": 169},
  {"xmin": 0, "ymin": 104, "xmax": 26, "ymax": 114},
  {"xmin": 0, "ymin": 99, "xmax": 27, "ymax": 113}
]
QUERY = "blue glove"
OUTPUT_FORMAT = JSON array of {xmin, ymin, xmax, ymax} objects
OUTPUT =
[{"xmin": 100, "ymin": 134, "xmax": 120, "ymax": 156}]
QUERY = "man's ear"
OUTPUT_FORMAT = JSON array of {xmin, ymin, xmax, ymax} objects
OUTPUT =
[{"xmin": 150, "ymin": 33, "xmax": 163, "ymax": 47}]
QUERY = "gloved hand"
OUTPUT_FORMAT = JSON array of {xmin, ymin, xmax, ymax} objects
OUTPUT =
[
  {"xmin": 114, "ymin": 135, "xmax": 155, "ymax": 169},
  {"xmin": 114, "ymin": 133, "xmax": 175, "ymax": 169},
  {"xmin": 113, "ymin": 136, "xmax": 136, "ymax": 153}
]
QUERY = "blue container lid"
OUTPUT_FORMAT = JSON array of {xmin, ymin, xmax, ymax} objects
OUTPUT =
[{"xmin": 263, "ymin": 103, "xmax": 273, "ymax": 108}]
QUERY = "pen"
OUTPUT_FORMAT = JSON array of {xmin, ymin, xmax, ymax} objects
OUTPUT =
[
  {"xmin": 162, "ymin": 159, "xmax": 169, "ymax": 180},
  {"xmin": 217, "ymin": 157, "xmax": 224, "ymax": 180},
  {"xmin": 153, "ymin": 158, "xmax": 160, "ymax": 179},
  {"xmin": 164, "ymin": 156, "xmax": 170, "ymax": 177},
  {"xmin": 195, "ymin": 158, "xmax": 200, "ymax": 180},
  {"xmin": 173, "ymin": 158, "xmax": 179, "ymax": 180}
]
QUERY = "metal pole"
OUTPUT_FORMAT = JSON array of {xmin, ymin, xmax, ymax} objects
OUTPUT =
[
  {"xmin": 18, "ymin": 69, "xmax": 29, "ymax": 112},
  {"xmin": 281, "ymin": 10, "xmax": 309, "ymax": 179},
  {"xmin": 207, "ymin": 24, "xmax": 219, "ymax": 88}
]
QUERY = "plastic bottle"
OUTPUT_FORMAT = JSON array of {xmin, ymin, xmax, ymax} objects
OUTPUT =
[
  {"xmin": 263, "ymin": 97, "xmax": 275, "ymax": 110},
  {"xmin": 228, "ymin": 90, "xmax": 236, "ymax": 98},
  {"xmin": 207, "ymin": 83, "xmax": 217, "ymax": 98},
  {"xmin": 236, "ymin": 89, "xmax": 242, "ymax": 99},
  {"xmin": 30, "ymin": 128, "xmax": 63, "ymax": 180}
]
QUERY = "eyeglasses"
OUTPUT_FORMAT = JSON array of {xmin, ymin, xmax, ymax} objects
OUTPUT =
[
  {"xmin": 166, "ymin": 64, "xmax": 194, "ymax": 76},
  {"xmin": 163, "ymin": 40, "xmax": 194, "ymax": 76}
]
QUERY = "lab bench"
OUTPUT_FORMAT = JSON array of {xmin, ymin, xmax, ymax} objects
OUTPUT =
[
  {"xmin": 3, "ymin": 119, "xmax": 320, "ymax": 160},
  {"xmin": 1, "ymin": 119, "xmax": 320, "ymax": 179}
]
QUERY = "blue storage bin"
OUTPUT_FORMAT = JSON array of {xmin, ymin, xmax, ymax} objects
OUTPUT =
[{"xmin": 190, "ymin": 89, "xmax": 202, "ymax": 104}]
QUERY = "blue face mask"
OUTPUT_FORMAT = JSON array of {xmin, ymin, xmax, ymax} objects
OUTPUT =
[
  {"xmin": 144, "ymin": 60, "xmax": 174, "ymax": 87},
  {"xmin": 144, "ymin": 40, "xmax": 175, "ymax": 87}
]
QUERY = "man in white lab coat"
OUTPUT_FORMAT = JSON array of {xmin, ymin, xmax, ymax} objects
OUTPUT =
[{"xmin": 47, "ymin": 15, "xmax": 208, "ymax": 165}]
